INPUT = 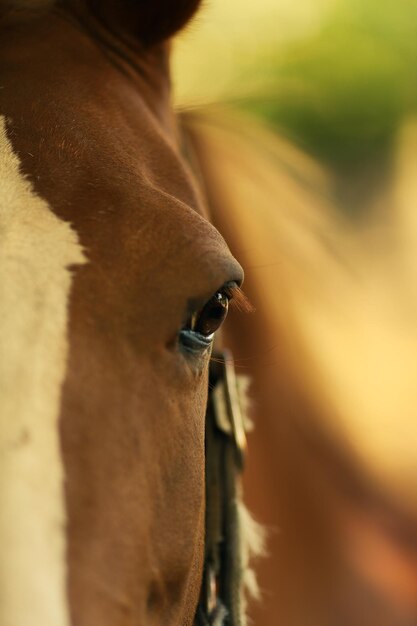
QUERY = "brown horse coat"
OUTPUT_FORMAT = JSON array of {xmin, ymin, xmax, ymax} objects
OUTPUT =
[{"xmin": 0, "ymin": 3, "xmax": 247, "ymax": 625}]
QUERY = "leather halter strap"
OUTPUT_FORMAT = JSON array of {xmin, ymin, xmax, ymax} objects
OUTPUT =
[{"xmin": 196, "ymin": 350, "xmax": 248, "ymax": 626}]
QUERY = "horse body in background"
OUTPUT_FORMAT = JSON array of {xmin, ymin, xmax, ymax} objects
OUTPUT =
[{"xmin": 0, "ymin": 3, "xmax": 257, "ymax": 625}]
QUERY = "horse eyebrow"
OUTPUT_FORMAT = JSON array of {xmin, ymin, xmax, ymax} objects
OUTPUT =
[{"xmin": 223, "ymin": 284, "xmax": 255, "ymax": 314}]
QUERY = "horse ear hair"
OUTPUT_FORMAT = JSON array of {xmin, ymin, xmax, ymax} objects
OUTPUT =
[{"xmin": 83, "ymin": 0, "xmax": 203, "ymax": 47}]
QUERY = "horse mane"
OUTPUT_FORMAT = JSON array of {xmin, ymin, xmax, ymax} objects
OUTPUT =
[
  {"xmin": 180, "ymin": 106, "xmax": 417, "ymax": 623},
  {"xmin": 180, "ymin": 106, "xmax": 329, "ymax": 621}
]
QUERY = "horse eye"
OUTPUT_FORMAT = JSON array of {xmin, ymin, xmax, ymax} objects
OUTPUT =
[
  {"xmin": 192, "ymin": 291, "xmax": 229, "ymax": 337},
  {"xmin": 178, "ymin": 287, "xmax": 235, "ymax": 355}
]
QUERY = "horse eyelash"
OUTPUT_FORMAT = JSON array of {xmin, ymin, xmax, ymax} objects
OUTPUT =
[{"xmin": 223, "ymin": 285, "xmax": 255, "ymax": 314}]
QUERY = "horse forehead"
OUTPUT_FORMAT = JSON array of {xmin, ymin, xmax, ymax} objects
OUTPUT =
[
  {"xmin": 0, "ymin": 27, "xmax": 206, "ymax": 219},
  {"xmin": 0, "ymin": 95, "xmax": 218, "ymax": 278},
  {"xmin": 0, "ymin": 7, "xmax": 210, "ymax": 220}
]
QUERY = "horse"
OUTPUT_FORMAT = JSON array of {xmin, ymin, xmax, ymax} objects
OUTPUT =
[
  {"xmin": 3, "ymin": 2, "xmax": 416, "ymax": 625},
  {"xmin": 0, "ymin": 2, "xmax": 263, "ymax": 626},
  {"xmin": 183, "ymin": 108, "xmax": 417, "ymax": 626}
]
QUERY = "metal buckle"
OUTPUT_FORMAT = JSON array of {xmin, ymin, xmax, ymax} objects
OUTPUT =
[{"xmin": 211, "ymin": 349, "xmax": 247, "ymax": 469}]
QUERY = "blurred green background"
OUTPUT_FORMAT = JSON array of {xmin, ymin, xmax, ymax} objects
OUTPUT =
[{"xmin": 173, "ymin": 0, "xmax": 417, "ymax": 213}]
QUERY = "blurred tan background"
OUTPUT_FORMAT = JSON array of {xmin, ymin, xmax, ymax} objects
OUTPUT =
[{"xmin": 173, "ymin": 4, "xmax": 417, "ymax": 625}]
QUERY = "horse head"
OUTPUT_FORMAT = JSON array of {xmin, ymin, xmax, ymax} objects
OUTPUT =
[{"xmin": 0, "ymin": 2, "xmax": 250, "ymax": 625}]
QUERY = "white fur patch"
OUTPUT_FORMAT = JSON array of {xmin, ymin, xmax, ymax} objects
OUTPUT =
[
  {"xmin": 237, "ymin": 498, "xmax": 266, "ymax": 626},
  {"xmin": 236, "ymin": 375, "xmax": 266, "ymax": 626},
  {"xmin": 0, "ymin": 116, "xmax": 85, "ymax": 626}
]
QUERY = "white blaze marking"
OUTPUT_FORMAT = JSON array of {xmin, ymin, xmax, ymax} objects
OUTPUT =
[{"xmin": 0, "ymin": 116, "xmax": 85, "ymax": 626}]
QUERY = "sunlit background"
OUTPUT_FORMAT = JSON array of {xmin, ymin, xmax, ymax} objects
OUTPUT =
[
  {"xmin": 173, "ymin": 3, "xmax": 417, "ymax": 625},
  {"xmin": 174, "ymin": 0, "xmax": 417, "ymax": 202}
]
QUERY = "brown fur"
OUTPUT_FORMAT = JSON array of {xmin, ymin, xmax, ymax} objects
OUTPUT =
[{"xmin": 0, "ymin": 3, "xmax": 242, "ymax": 626}]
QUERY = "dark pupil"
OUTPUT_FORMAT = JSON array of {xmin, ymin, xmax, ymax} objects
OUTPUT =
[{"xmin": 194, "ymin": 292, "xmax": 229, "ymax": 336}]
